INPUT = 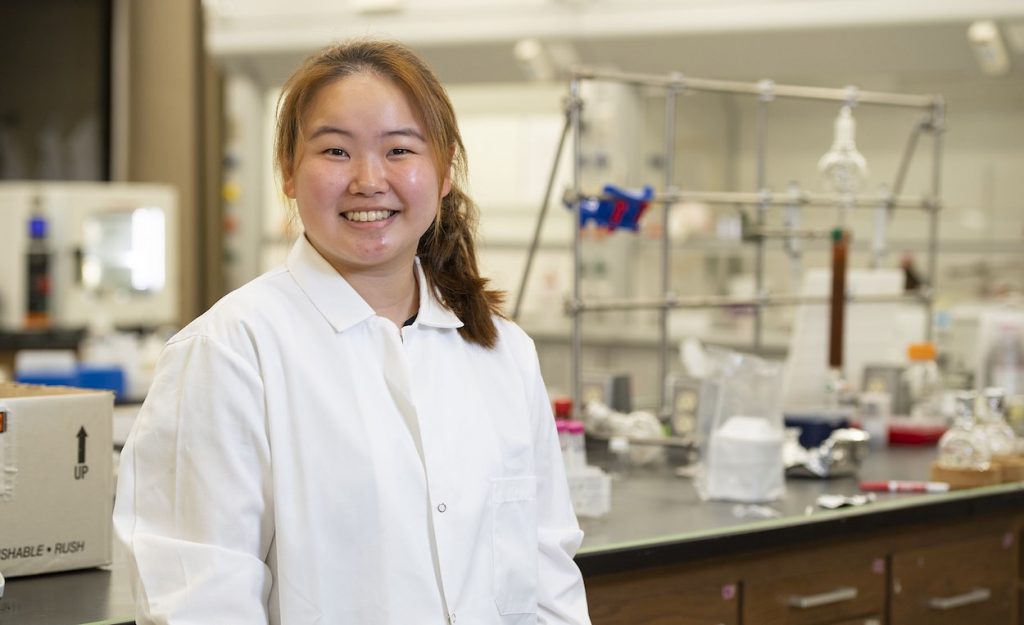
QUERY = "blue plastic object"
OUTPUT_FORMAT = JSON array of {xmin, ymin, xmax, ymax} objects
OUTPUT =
[
  {"xmin": 77, "ymin": 365, "xmax": 126, "ymax": 401},
  {"xmin": 570, "ymin": 184, "xmax": 654, "ymax": 232},
  {"xmin": 784, "ymin": 411, "xmax": 852, "ymax": 448},
  {"xmin": 16, "ymin": 365, "xmax": 125, "ymax": 402}
]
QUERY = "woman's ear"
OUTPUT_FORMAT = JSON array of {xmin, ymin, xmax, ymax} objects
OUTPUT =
[
  {"xmin": 283, "ymin": 171, "xmax": 296, "ymax": 199},
  {"xmin": 440, "ymin": 145, "xmax": 456, "ymax": 198},
  {"xmin": 441, "ymin": 168, "xmax": 452, "ymax": 199}
]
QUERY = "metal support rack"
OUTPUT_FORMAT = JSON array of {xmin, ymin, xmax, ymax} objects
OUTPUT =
[{"xmin": 514, "ymin": 67, "xmax": 946, "ymax": 420}]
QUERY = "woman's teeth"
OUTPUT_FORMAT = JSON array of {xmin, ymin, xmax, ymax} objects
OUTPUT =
[{"xmin": 344, "ymin": 210, "xmax": 394, "ymax": 222}]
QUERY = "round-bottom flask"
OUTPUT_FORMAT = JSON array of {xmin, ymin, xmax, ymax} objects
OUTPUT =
[
  {"xmin": 978, "ymin": 387, "xmax": 1018, "ymax": 458},
  {"xmin": 937, "ymin": 391, "xmax": 991, "ymax": 470}
]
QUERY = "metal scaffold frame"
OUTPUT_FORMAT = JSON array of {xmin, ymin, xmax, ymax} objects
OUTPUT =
[{"xmin": 513, "ymin": 67, "xmax": 946, "ymax": 420}]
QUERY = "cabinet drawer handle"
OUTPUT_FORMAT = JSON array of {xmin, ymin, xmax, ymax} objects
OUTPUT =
[
  {"xmin": 928, "ymin": 587, "xmax": 992, "ymax": 610},
  {"xmin": 788, "ymin": 586, "xmax": 859, "ymax": 609}
]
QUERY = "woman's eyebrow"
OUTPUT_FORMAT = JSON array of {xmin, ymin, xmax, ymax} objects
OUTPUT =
[
  {"xmin": 307, "ymin": 125, "xmax": 426, "ymax": 142},
  {"xmin": 308, "ymin": 125, "xmax": 352, "ymax": 140},
  {"xmin": 383, "ymin": 127, "xmax": 426, "ymax": 141}
]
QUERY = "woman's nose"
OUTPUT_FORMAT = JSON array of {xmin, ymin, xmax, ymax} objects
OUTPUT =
[{"xmin": 349, "ymin": 157, "xmax": 388, "ymax": 196}]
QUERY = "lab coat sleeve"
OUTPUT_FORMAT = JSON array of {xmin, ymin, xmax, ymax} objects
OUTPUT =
[
  {"xmin": 526, "ymin": 341, "xmax": 592, "ymax": 625},
  {"xmin": 113, "ymin": 334, "xmax": 274, "ymax": 625}
]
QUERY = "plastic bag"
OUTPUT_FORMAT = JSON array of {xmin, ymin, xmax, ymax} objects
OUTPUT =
[{"xmin": 695, "ymin": 348, "xmax": 786, "ymax": 502}]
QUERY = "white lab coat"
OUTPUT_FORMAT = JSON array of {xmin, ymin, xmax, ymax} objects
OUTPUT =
[{"xmin": 113, "ymin": 235, "xmax": 591, "ymax": 625}]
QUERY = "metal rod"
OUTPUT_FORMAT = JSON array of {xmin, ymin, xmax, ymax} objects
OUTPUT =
[
  {"xmin": 567, "ymin": 188, "xmax": 933, "ymax": 210},
  {"xmin": 926, "ymin": 99, "xmax": 946, "ymax": 342},
  {"xmin": 659, "ymin": 84, "xmax": 678, "ymax": 419},
  {"xmin": 512, "ymin": 107, "xmax": 572, "ymax": 320},
  {"xmin": 753, "ymin": 89, "xmax": 770, "ymax": 353},
  {"xmin": 890, "ymin": 117, "xmax": 927, "ymax": 200},
  {"xmin": 570, "ymin": 292, "xmax": 929, "ymax": 313},
  {"xmin": 571, "ymin": 67, "xmax": 939, "ymax": 109},
  {"xmin": 570, "ymin": 78, "xmax": 584, "ymax": 420},
  {"xmin": 748, "ymin": 228, "xmax": 839, "ymax": 240}
]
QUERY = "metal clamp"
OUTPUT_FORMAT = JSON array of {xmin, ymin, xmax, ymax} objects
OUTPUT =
[
  {"xmin": 788, "ymin": 586, "xmax": 858, "ymax": 609},
  {"xmin": 928, "ymin": 587, "xmax": 992, "ymax": 611}
]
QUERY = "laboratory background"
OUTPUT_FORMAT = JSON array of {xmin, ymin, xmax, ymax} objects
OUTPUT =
[{"xmin": 2, "ymin": 0, "xmax": 1024, "ymax": 623}]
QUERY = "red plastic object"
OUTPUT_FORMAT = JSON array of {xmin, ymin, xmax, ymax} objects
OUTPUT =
[
  {"xmin": 553, "ymin": 397, "xmax": 573, "ymax": 420},
  {"xmin": 887, "ymin": 418, "xmax": 947, "ymax": 445}
]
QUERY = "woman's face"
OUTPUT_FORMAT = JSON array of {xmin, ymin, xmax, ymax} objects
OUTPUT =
[{"xmin": 284, "ymin": 72, "xmax": 450, "ymax": 278}]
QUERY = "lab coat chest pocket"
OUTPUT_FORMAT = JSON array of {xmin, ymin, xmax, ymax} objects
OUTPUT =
[{"xmin": 491, "ymin": 475, "xmax": 539, "ymax": 616}]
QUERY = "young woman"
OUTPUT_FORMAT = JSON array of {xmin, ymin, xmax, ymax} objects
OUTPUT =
[{"xmin": 113, "ymin": 40, "xmax": 591, "ymax": 624}]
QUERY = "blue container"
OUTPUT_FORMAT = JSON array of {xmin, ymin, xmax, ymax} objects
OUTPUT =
[
  {"xmin": 17, "ymin": 365, "xmax": 125, "ymax": 402},
  {"xmin": 16, "ymin": 371, "xmax": 78, "ymax": 388},
  {"xmin": 784, "ymin": 410, "xmax": 852, "ymax": 448},
  {"xmin": 76, "ymin": 365, "xmax": 126, "ymax": 402}
]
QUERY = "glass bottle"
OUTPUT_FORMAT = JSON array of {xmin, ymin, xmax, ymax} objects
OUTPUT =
[
  {"xmin": 903, "ymin": 342, "xmax": 944, "ymax": 419},
  {"xmin": 977, "ymin": 387, "xmax": 1018, "ymax": 459},
  {"xmin": 937, "ymin": 391, "xmax": 991, "ymax": 470},
  {"xmin": 25, "ymin": 204, "xmax": 52, "ymax": 330},
  {"xmin": 985, "ymin": 325, "xmax": 1024, "ymax": 397}
]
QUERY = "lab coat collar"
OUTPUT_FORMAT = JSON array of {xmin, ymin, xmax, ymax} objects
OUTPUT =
[
  {"xmin": 286, "ymin": 235, "xmax": 463, "ymax": 333},
  {"xmin": 412, "ymin": 257, "xmax": 464, "ymax": 330}
]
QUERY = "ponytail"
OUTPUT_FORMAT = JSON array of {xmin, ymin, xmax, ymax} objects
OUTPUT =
[{"xmin": 418, "ymin": 186, "xmax": 504, "ymax": 348}]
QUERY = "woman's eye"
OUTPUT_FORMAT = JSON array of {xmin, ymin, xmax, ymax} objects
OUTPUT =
[
  {"xmin": 325, "ymin": 148, "xmax": 348, "ymax": 157},
  {"xmin": 390, "ymin": 148, "xmax": 411, "ymax": 156}
]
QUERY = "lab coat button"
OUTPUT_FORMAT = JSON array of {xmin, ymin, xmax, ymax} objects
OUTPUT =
[
  {"xmin": 437, "ymin": 502, "xmax": 447, "ymax": 513},
  {"xmin": 449, "ymin": 612, "xmax": 456, "ymax": 623}
]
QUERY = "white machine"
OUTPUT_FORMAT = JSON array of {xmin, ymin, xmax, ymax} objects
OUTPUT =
[{"xmin": 0, "ymin": 182, "xmax": 179, "ymax": 331}]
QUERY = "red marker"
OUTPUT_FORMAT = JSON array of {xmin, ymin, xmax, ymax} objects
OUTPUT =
[{"xmin": 859, "ymin": 480, "xmax": 950, "ymax": 493}]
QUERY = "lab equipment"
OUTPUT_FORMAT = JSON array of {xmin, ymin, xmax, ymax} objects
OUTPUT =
[
  {"xmin": 936, "ymin": 391, "xmax": 991, "ymax": 470},
  {"xmin": 698, "ymin": 349, "xmax": 786, "ymax": 502},
  {"xmin": 858, "ymin": 391, "xmax": 891, "ymax": 448},
  {"xmin": 784, "ymin": 410, "xmax": 852, "ymax": 448},
  {"xmin": 517, "ymin": 67, "xmax": 943, "ymax": 424},
  {"xmin": 553, "ymin": 396, "xmax": 572, "ymax": 419},
  {"xmin": 785, "ymin": 427, "xmax": 870, "ymax": 479},
  {"xmin": 0, "ymin": 182, "xmax": 179, "ymax": 332},
  {"xmin": 977, "ymin": 387, "xmax": 1017, "ymax": 458},
  {"xmin": 556, "ymin": 419, "xmax": 587, "ymax": 472},
  {"xmin": 783, "ymin": 268, "xmax": 916, "ymax": 411},
  {"xmin": 859, "ymin": 480, "xmax": 949, "ymax": 493},
  {"xmin": 903, "ymin": 342, "xmax": 944, "ymax": 419},
  {"xmin": 25, "ymin": 208, "xmax": 52, "ymax": 329},
  {"xmin": 569, "ymin": 184, "xmax": 653, "ymax": 232},
  {"xmin": 818, "ymin": 105, "xmax": 869, "ymax": 196},
  {"xmin": 985, "ymin": 324, "xmax": 1024, "ymax": 398},
  {"xmin": 14, "ymin": 349, "xmax": 127, "ymax": 402},
  {"xmin": 816, "ymin": 492, "xmax": 875, "ymax": 509},
  {"xmin": 565, "ymin": 465, "xmax": 611, "ymax": 518},
  {"xmin": 975, "ymin": 388, "xmax": 1024, "ymax": 482},
  {"xmin": 825, "ymin": 228, "xmax": 850, "ymax": 408},
  {"xmin": 582, "ymin": 400, "xmax": 666, "ymax": 466}
]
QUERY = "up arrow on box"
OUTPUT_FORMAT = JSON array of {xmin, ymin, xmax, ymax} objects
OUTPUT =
[{"xmin": 77, "ymin": 426, "xmax": 87, "ymax": 464}]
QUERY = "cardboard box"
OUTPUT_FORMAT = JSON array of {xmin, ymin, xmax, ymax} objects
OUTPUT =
[{"xmin": 0, "ymin": 382, "xmax": 113, "ymax": 577}]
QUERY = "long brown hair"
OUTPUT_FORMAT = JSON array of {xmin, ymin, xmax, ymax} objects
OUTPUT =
[{"xmin": 275, "ymin": 40, "xmax": 505, "ymax": 348}]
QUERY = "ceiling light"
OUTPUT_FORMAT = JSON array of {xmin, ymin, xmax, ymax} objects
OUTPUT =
[{"xmin": 967, "ymin": 20, "xmax": 1010, "ymax": 76}]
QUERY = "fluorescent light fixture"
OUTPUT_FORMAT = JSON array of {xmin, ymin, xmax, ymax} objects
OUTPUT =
[
  {"xmin": 349, "ymin": 0, "xmax": 403, "ymax": 15},
  {"xmin": 514, "ymin": 38, "xmax": 579, "ymax": 82},
  {"xmin": 968, "ymin": 20, "xmax": 1010, "ymax": 76}
]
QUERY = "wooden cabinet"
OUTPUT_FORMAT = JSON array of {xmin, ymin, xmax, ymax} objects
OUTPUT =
[
  {"xmin": 586, "ymin": 565, "xmax": 739, "ymax": 625},
  {"xmin": 742, "ymin": 551, "xmax": 885, "ymax": 625},
  {"xmin": 890, "ymin": 529, "xmax": 1017, "ymax": 625},
  {"xmin": 586, "ymin": 515, "xmax": 1023, "ymax": 625}
]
